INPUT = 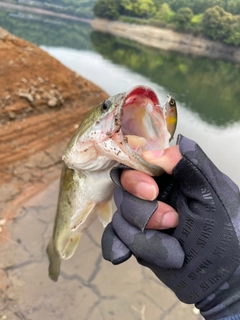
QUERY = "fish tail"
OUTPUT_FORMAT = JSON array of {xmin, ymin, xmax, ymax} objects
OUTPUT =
[{"xmin": 46, "ymin": 238, "xmax": 61, "ymax": 282}]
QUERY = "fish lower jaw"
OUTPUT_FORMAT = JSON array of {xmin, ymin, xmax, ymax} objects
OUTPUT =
[
  {"xmin": 65, "ymin": 158, "xmax": 117, "ymax": 172},
  {"xmin": 103, "ymin": 137, "xmax": 163, "ymax": 176}
]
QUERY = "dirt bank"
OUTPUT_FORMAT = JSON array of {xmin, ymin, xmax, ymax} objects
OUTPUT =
[
  {"xmin": 91, "ymin": 19, "xmax": 240, "ymax": 63},
  {"xmin": 0, "ymin": 27, "xmax": 108, "ymax": 226}
]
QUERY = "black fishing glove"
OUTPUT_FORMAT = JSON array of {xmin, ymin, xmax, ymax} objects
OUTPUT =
[{"xmin": 102, "ymin": 135, "xmax": 240, "ymax": 320}]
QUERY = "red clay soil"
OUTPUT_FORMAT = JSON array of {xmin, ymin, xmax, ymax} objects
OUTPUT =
[{"xmin": 0, "ymin": 27, "xmax": 108, "ymax": 229}]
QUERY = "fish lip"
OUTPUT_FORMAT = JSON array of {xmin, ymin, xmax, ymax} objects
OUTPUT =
[{"xmin": 116, "ymin": 85, "xmax": 160, "ymax": 122}]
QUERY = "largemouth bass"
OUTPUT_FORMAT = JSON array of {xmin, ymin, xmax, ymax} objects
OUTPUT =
[{"xmin": 46, "ymin": 85, "xmax": 177, "ymax": 281}]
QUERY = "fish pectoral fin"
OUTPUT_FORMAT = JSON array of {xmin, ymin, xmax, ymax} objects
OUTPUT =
[
  {"xmin": 62, "ymin": 233, "xmax": 82, "ymax": 260},
  {"xmin": 97, "ymin": 199, "xmax": 113, "ymax": 228},
  {"xmin": 70, "ymin": 201, "xmax": 96, "ymax": 231},
  {"xmin": 46, "ymin": 238, "xmax": 61, "ymax": 282}
]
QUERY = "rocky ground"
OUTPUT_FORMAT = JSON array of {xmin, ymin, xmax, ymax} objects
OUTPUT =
[{"xmin": 0, "ymin": 27, "xmax": 107, "ymax": 226}]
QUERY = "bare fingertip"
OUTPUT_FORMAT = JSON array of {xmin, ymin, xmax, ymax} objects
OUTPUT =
[
  {"xmin": 161, "ymin": 211, "xmax": 178, "ymax": 229},
  {"xmin": 136, "ymin": 182, "xmax": 158, "ymax": 201},
  {"xmin": 146, "ymin": 207, "xmax": 178, "ymax": 230},
  {"xmin": 121, "ymin": 170, "xmax": 158, "ymax": 200}
]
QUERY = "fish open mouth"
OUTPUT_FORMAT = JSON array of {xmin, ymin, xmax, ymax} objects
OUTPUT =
[
  {"xmin": 63, "ymin": 85, "xmax": 174, "ymax": 176},
  {"xmin": 118, "ymin": 86, "xmax": 170, "ymax": 157}
]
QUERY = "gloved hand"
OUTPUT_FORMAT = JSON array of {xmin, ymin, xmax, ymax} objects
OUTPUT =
[{"xmin": 102, "ymin": 135, "xmax": 240, "ymax": 320}]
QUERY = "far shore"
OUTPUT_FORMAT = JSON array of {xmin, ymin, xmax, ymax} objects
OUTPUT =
[
  {"xmin": 90, "ymin": 19, "xmax": 240, "ymax": 63},
  {"xmin": 0, "ymin": 1, "xmax": 91, "ymax": 23},
  {"xmin": 1, "ymin": 1, "xmax": 240, "ymax": 63}
]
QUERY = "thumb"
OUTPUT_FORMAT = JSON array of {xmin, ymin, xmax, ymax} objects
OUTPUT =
[{"xmin": 142, "ymin": 145, "xmax": 183, "ymax": 175}]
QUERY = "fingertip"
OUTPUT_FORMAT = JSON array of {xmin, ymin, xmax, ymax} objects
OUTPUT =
[
  {"xmin": 142, "ymin": 145, "xmax": 182, "ymax": 174},
  {"xmin": 121, "ymin": 170, "xmax": 159, "ymax": 200},
  {"xmin": 146, "ymin": 202, "xmax": 178, "ymax": 230},
  {"xmin": 161, "ymin": 210, "xmax": 179, "ymax": 229}
]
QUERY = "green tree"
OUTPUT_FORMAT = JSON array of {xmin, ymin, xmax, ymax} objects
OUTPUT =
[
  {"xmin": 93, "ymin": 0, "xmax": 119, "ymax": 20},
  {"xmin": 154, "ymin": 3, "xmax": 174, "ymax": 23},
  {"xmin": 166, "ymin": 0, "xmax": 189, "ymax": 12},
  {"xmin": 191, "ymin": 0, "xmax": 225, "ymax": 14},
  {"xmin": 191, "ymin": 13, "xmax": 202, "ymax": 26},
  {"xmin": 227, "ymin": 0, "xmax": 240, "ymax": 15},
  {"xmin": 120, "ymin": 0, "xmax": 156, "ymax": 18},
  {"xmin": 166, "ymin": 0, "xmax": 227, "ymax": 14},
  {"xmin": 202, "ymin": 6, "xmax": 234, "ymax": 41},
  {"xmin": 151, "ymin": 0, "xmax": 164, "ymax": 11},
  {"xmin": 136, "ymin": 0, "xmax": 156, "ymax": 17},
  {"xmin": 224, "ymin": 16, "xmax": 240, "ymax": 45},
  {"xmin": 175, "ymin": 7, "xmax": 193, "ymax": 28}
]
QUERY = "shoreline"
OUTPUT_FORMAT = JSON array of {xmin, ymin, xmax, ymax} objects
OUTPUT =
[
  {"xmin": 90, "ymin": 19, "xmax": 240, "ymax": 63},
  {"xmin": 0, "ymin": 1, "xmax": 91, "ymax": 23},
  {"xmin": 1, "ymin": 2, "xmax": 240, "ymax": 63}
]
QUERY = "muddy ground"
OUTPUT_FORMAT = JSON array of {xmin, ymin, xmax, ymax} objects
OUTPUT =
[{"xmin": 0, "ymin": 26, "xmax": 107, "ymax": 223}]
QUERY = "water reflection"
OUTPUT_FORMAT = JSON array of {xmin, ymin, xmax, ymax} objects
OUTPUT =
[
  {"xmin": 90, "ymin": 31, "xmax": 240, "ymax": 126},
  {"xmin": 0, "ymin": 8, "xmax": 93, "ymax": 50}
]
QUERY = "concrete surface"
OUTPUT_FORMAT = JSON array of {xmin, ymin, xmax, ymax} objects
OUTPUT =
[{"xmin": 0, "ymin": 180, "xmax": 203, "ymax": 320}]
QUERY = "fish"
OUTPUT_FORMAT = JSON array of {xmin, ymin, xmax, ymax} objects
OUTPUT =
[
  {"xmin": 164, "ymin": 94, "xmax": 177, "ymax": 140},
  {"xmin": 46, "ymin": 85, "xmax": 177, "ymax": 281}
]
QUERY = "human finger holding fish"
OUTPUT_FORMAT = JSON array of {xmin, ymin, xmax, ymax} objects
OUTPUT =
[
  {"xmin": 120, "ymin": 145, "xmax": 182, "ymax": 230},
  {"xmin": 46, "ymin": 85, "xmax": 177, "ymax": 282}
]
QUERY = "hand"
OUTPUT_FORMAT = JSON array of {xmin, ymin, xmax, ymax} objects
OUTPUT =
[
  {"xmin": 102, "ymin": 135, "xmax": 240, "ymax": 320},
  {"xmin": 120, "ymin": 145, "xmax": 182, "ymax": 230}
]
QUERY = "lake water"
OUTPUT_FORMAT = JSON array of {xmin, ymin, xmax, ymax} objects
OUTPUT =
[{"xmin": 1, "ymin": 8, "xmax": 239, "ymax": 320}]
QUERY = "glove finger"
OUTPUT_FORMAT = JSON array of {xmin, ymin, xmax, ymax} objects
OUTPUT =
[
  {"xmin": 120, "ymin": 190, "xmax": 158, "ymax": 231},
  {"xmin": 110, "ymin": 165, "xmax": 131, "ymax": 189},
  {"xmin": 101, "ymin": 222, "xmax": 132, "ymax": 265},
  {"xmin": 112, "ymin": 210, "xmax": 184, "ymax": 269},
  {"xmin": 113, "ymin": 187, "xmax": 124, "ymax": 208}
]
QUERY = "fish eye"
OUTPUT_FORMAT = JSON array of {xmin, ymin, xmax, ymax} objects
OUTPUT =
[{"xmin": 102, "ymin": 99, "xmax": 111, "ymax": 112}]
